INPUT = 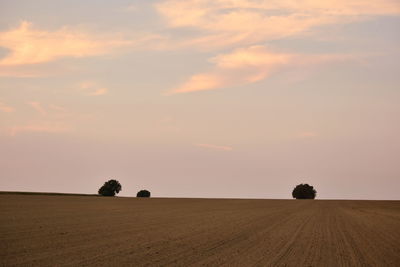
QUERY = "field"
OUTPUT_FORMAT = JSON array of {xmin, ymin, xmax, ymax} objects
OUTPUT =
[{"xmin": 1, "ymin": 194, "xmax": 399, "ymax": 266}]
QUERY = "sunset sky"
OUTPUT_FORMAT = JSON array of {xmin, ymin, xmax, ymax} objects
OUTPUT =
[{"xmin": 1, "ymin": 0, "xmax": 399, "ymax": 199}]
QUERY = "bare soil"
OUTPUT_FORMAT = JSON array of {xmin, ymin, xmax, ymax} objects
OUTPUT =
[{"xmin": 1, "ymin": 194, "xmax": 399, "ymax": 266}]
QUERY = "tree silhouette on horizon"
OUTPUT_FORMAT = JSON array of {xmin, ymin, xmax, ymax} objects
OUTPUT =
[
  {"xmin": 292, "ymin": 183, "xmax": 316, "ymax": 199},
  {"xmin": 137, "ymin": 189, "xmax": 151, "ymax": 198},
  {"xmin": 98, "ymin": 179, "xmax": 121, "ymax": 196}
]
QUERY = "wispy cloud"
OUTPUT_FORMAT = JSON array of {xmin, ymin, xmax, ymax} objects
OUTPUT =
[
  {"xmin": 169, "ymin": 46, "xmax": 291, "ymax": 94},
  {"xmin": 78, "ymin": 81, "xmax": 109, "ymax": 96},
  {"xmin": 156, "ymin": 0, "xmax": 398, "ymax": 94},
  {"xmin": 168, "ymin": 45, "xmax": 357, "ymax": 94},
  {"xmin": 0, "ymin": 102, "xmax": 15, "ymax": 113},
  {"xmin": 49, "ymin": 104, "xmax": 67, "ymax": 113},
  {"xmin": 0, "ymin": 65, "xmax": 44, "ymax": 77},
  {"xmin": 88, "ymin": 88, "xmax": 108, "ymax": 96},
  {"xmin": 28, "ymin": 101, "xmax": 47, "ymax": 115},
  {"xmin": 195, "ymin": 143, "xmax": 233, "ymax": 151},
  {"xmin": 0, "ymin": 21, "xmax": 132, "ymax": 66},
  {"xmin": 298, "ymin": 131, "xmax": 319, "ymax": 138},
  {"xmin": 2, "ymin": 103, "xmax": 85, "ymax": 137},
  {"xmin": 7, "ymin": 122, "xmax": 72, "ymax": 136},
  {"xmin": 156, "ymin": 0, "xmax": 400, "ymax": 49},
  {"xmin": 27, "ymin": 102, "xmax": 71, "ymax": 117},
  {"xmin": 125, "ymin": 3, "xmax": 138, "ymax": 12}
]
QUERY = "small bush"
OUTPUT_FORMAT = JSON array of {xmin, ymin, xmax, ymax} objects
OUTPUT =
[
  {"xmin": 292, "ymin": 183, "xmax": 316, "ymax": 199},
  {"xmin": 137, "ymin": 190, "xmax": 151, "ymax": 198},
  {"xmin": 98, "ymin": 179, "xmax": 121, "ymax": 196}
]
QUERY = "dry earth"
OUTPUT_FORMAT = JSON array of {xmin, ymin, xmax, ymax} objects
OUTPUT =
[{"xmin": 1, "ymin": 194, "xmax": 399, "ymax": 266}]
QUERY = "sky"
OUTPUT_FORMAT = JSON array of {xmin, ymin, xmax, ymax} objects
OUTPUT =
[{"xmin": 0, "ymin": 0, "xmax": 399, "ymax": 199}]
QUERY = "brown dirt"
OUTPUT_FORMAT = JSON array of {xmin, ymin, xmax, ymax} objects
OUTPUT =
[{"xmin": 1, "ymin": 194, "xmax": 399, "ymax": 266}]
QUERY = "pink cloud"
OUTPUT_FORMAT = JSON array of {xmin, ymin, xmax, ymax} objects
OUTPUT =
[
  {"xmin": 28, "ymin": 101, "xmax": 47, "ymax": 115},
  {"xmin": 78, "ymin": 81, "xmax": 109, "ymax": 96},
  {"xmin": 298, "ymin": 131, "xmax": 319, "ymax": 138},
  {"xmin": 0, "ymin": 102, "xmax": 15, "ymax": 113},
  {"xmin": 0, "ymin": 21, "xmax": 132, "ymax": 66},
  {"xmin": 195, "ymin": 143, "xmax": 233, "ymax": 151},
  {"xmin": 168, "ymin": 45, "xmax": 357, "ymax": 94},
  {"xmin": 7, "ymin": 122, "xmax": 72, "ymax": 136},
  {"xmin": 169, "ymin": 46, "xmax": 292, "ymax": 94},
  {"xmin": 0, "ymin": 65, "xmax": 44, "ymax": 77},
  {"xmin": 88, "ymin": 88, "xmax": 108, "ymax": 96},
  {"xmin": 155, "ymin": 0, "xmax": 400, "ymax": 50},
  {"xmin": 49, "ymin": 104, "xmax": 67, "ymax": 113}
]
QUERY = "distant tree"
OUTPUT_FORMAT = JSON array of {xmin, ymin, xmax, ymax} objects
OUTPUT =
[
  {"xmin": 292, "ymin": 183, "xmax": 316, "ymax": 199},
  {"xmin": 98, "ymin": 179, "xmax": 121, "ymax": 196},
  {"xmin": 137, "ymin": 189, "xmax": 151, "ymax": 198}
]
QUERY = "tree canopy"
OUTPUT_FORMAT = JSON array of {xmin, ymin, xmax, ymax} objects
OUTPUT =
[
  {"xmin": 98, "ymin": 179, "xmax": 122, "ymax": 196},
  {"xmin": 292, "ymin": 183, "xmax": 316, "ymax": 199},
  {"xmin": 137, "ymin": 189, "xmax": 151, "ymax": 198}
]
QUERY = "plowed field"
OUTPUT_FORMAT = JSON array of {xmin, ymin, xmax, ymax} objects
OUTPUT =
[{"xmin": 1, "ymin": 194, "xmax": 399, "ymax": 266}]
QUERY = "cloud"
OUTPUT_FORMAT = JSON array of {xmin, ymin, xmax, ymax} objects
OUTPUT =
[
  {"xmin": 78, "ymin": 81, "xmax": 108, "ymax": 96},
  {"xmin": 169, "ymin": 46, "xmax": 292, "ymax": 94},
  {"xmin": 79, "ymin": 81, "xmax": 96, "ymax": 90},
  {"xmin": 195, "ymin": 143, "xmax": 233, "ymax": 151},
  {"xmin": 88, "ymin": 88, "xmax": 108, "ymax": 96},
  {"xmin": 49, "ymin": 104, "xmax": 67, "ymax": 113},
  {"xmin": 298, "ymin": 131, "xmax": 319, "ymax": 138},
  {"xmin": 27, "ymin": 101, "xmax": 72, "ymax": 117},
  {"xmin": 1, "ymin": 103, "xmax": 86, "ymax": 137},
  {"xmin": 28, "ymin": 101, "xmax": 47, "ymax": 115},
  {"xmin": 0, "ymin": 102, "xmax": 15, "ymax": 113},
  {"xmin": 170, "ymin": 73, "xmax": 225, "ymax": 94},
  {"xmin": 0, "ymin": 65, "xmax": 44, "ymax": 77},
  {"xmin": 7, "ymin": 122, "xmax": 72, "ymax": 136},
  {"xmin": 0, "ymin": 21, "xmax": 133, "ymax": 66},
  {"xmin": 168, "ymin": 45, "xmax": 357, "ymax": 94},
  {"xmin": 125, "ymin": 4, "xmax": 138, "ymax": 12},
  {"xmin": 156, "ymin": 0, "xmax": 380, "ymax": 94},
  {"xmin": 155, "ymin": 0, "xmax": 400, "ymax": 49}
]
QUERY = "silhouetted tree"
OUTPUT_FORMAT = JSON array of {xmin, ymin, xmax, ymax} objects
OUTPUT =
[
  {"xmin": 137, "ymin": 190, "xmax": 151, "ymax": 198},
  {"xmin": 292, "ymin": 183, "xmax": 316, "ymax": 199},
  {"xmin": 98, "ymin": 179, "xmax": 121, "ymax": 196}
]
